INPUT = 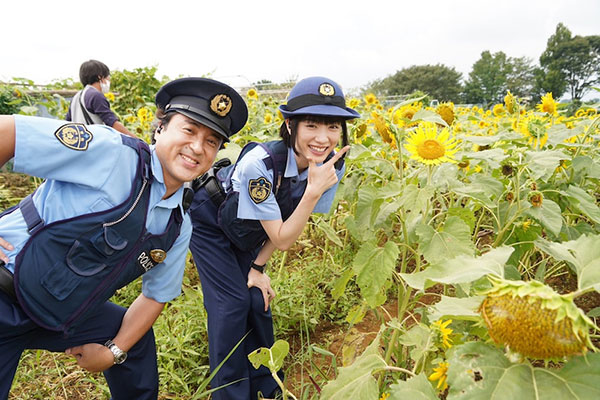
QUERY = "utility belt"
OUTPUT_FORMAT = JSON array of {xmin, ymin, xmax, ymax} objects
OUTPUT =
[
  {"xmin": 193, "ymin": 158, "xmax": 231, "ymax": 208},
  {"xmin": 0, "ymin": 261, "xmax": 16, "ymax": 302}
]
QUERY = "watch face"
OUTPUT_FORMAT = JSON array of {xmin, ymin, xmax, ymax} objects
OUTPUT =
[{"xmin": 115, "ymin": 351, "xmax": 127, "ymax": 364}]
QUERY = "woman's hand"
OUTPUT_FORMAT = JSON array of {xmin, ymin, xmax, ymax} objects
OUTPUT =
[
  {"xmin": 305, "ymin": 146, "xmax": 350, "ymax": 197},
  {"xmin": 0, "ymin": 237, "xmax": 14, "ymax": 264},
  {"xmin": 247, "ymin": 267, "xmax": 276, "ymax": 312}
]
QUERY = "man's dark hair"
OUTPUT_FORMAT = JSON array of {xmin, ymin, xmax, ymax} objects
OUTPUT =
[
  {"xmin": 79, "ymin": 60, "xmax": 110, "ymax": 86},
  {"xmin": 150, "ymin": 108, "xmax": 176, "ymax": 144},
  {"xmin": 279, "ymin": 115, "xmax": 348, "ymax": 155}
]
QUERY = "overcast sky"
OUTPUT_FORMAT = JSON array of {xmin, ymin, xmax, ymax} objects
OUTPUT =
[{"xmin": 2, "ymin": 0, "xmax": 599, "ymax": 95}]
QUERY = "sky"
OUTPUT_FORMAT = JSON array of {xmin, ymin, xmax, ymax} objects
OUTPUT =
[{"xmin": 1, "ymin": 0, "xmax": 599, "ymax": 96}]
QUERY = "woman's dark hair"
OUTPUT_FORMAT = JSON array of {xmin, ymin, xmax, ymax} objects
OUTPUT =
[
  {"xmin": 279, "ymin": 115, "xmax": 348, "ymax": 155},
  {"xmin": 79, "ymin": 60, "xmax": 110, "ymax": 86}
]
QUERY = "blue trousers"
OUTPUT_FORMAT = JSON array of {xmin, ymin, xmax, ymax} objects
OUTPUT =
[
  {"xmin": 189, "ymin": 188, "xmax": 281, "ymax": 400},
  {"xmin": 0, "ymin": 290, "xmax": 158, "ymax": 400}
]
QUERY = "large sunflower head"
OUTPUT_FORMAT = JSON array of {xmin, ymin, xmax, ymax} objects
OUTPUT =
[
  {"xmin": 537, "ymin": 92, "xmax": 557, "ymax": 115},
  {"xmin": 393, "ymin": 103, "xmax": 421, "ymax": 126},
  {"xmin": 518, "ymin": 116, "xmax": 549, "ymax": 149},
  {"xmin": 404, "ymin": 122, "xmax": 459, "ymax": 165},
  {"xmin": 479, "ymin": 276, "xmax": 597, "ymax": 359}
]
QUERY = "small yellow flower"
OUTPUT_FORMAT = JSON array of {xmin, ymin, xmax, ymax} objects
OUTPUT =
[
  {"xmin": 348, "ymin": 98, "xmax": 361, "ymax": 109},
  {"xmin": 246, "ymin": 88, "xmax": 258, "ymax": 100},
  {"xmin": 432, "ymin": 319, "xmax": 453, "ymax": 349},
  {"xmin": 137, "ymin": 107, "xmax": 152, "ymax": 123},
  {"xmin": 364, "ymin": 93, "xmax": 378, "ymax": 105},
  {"xmin": 537, "ymin": 92, "xmax": 557, "ymax": 115},
  {"xmin": 436, "ymin": 102, "xmax": 455, "ymax": 126},
  {"xmin": 104, "ymin": 92, "xmax": 115, "ymax": 102},
  {"xmin": 14, "ymin": 88, "xmax": 22, "ymax": 98},
  {"xmin": 428, "ymin": 361, "xmax": 449, "ymax": 391},
  {"xmin": 493, "ymin": 103, "xmax": 505, "ymax": 117},
  {"xmin": 504, "ymin": 90, "xmax": 516, "ymax": 114},
  {"xmin": 379, "ymin": 393, "xmax": 390, "ymax": 400},
  {"xmin": 125, "ymin": 115, "xmax": 137, "ymax": 124},
  {"xmin": 264, "ymin": 112, "xmax": 273, "ymax": 124}
]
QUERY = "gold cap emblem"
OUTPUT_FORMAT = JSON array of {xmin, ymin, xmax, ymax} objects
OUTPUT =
[
  {"xmin": 319, "ymin": 83, "xmax": 335, "ymax": 96},
  {"xmin": 150, "ymin": 249, "xmax": 167, "ymax": 264},
  {"xmin": 210, "ymin": 94, "xmax": 232, "ymax": 117}
]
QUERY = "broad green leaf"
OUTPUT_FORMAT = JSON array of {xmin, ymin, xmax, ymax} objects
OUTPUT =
[
  {"xmin": 535, "ymin": 234, "xmax": 600, "ymax": 292},
  {"xmin": 356, "ymin": 186, "xmax": 383, "ymax": 228},
  {"xmin": 397, "ymin": 323, "xmax": 435, "ymax": 363},
  {"xmin": 447, "ymin": 342, "xmax": 600, "ymax": 400},
  {"xmin": 378, "ymin": 180, "xmax": 404, "ymax": 199},
  {"xmin": 375, "ymin": 199, "xmax": 402, "ymax": 228},
  {"xmin": 399, "ymin": 184, "xmax": 435, "ymax": 216},
  {"xmin": 524, "ymin": 199, "xmax": 563, "ymax": 237},
  {"xmin": 316, "ymin": 219, "xmax": 343, "ymax": 247},
  {"xmin": 416, "ymin": 216, "xmax": 475, "ymax": 265},
  {"xmin": 524, "ymin": 150, "xmax": 565, "ymax": 180},
  {"xmin": 452, "ymin": 175, "xmax": 504, "ymax": 208},
  {"xmin": 447, "ymin": 207, "xmax": 476, "ymax": 231},
  {"xmin": 346, "ymin": 303, "xmax": 368, "ymax": 325},
  {"xmin": 332, "ymin": 268, "xmax": 354, "ymax": 300},
  {"xmin": 353, "ymin": 240, "xmax": 399, "ymax": 307},
  {"xmin": 572, "ymin": 156, "xmax": 600, "ymax": 179},
  {"xmin": 465, "ymin": 149, "xmax": 508, "ymax": 169},
  {"xmin": 320, "ymin": 334, "xmax": 386, "ymax": 400},
  {"xmin": 428, "ymin": 295, "xmax": 485, "ymax": 322},
  {"xmin": 412, "ymin": 109, "xmax": 449, "ymax": 127},
  {"xmin": 344, "ymin": 214, "xmax": 369, "ymax": 242},
  {"xmin": 561, "ymin": 185, "xmax": 600, "ymax": 224},
  {"xmin": 388, "ymin": 373, "xmax": 438, "ymax": 400},
  {"xmin": 400, "ymin": 247, "xmax": 513, "ymax": 290},
  {"xmin": 248, "ymin": 340, "xmax": 289, "ymax": 372}
]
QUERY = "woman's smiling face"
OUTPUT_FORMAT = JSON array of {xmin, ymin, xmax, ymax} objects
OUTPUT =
[{"xmin": 293, "ymin": 119, "xmax": 342, "ymax": 169}]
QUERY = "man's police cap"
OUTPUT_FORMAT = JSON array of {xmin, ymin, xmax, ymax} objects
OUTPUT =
[
  {"xmin": 278, "ymin": 76, "xmax": 360, "ymax": 120},
  {"xmin": 156, "ymin": 77, "xmax": 248, "ymax": 142}
]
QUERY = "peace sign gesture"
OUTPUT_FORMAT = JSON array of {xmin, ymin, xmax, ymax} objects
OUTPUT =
[{"xmin": 306, "ymin": 146, "xmax": 350, "ymax": 197}]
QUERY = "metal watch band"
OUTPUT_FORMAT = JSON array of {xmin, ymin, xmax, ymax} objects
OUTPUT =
[{"xmin": 104, "ymin": 339, "xmax": 128, "ymax": 364}]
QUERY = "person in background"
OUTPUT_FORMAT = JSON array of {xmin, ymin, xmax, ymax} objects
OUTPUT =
[
  {"xmin": 0, "ymin": 77, "xmax": 247, "ymax": 399},
  {"xmin": 189, "ymin": 76, "xmax": 360, "ymax": 399},
  {"xmin": 66, "ymin": 59, "xmax": 136, "ymax": 138}
]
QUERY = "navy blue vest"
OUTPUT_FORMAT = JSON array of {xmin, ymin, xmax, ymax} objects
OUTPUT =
[
  {"xmin": 216, "ymin": 140, "xmax": 340, "ymax": 252},
  {"xmin": 9, "ymin": 136, "xmax": 183, "ymax": 334}
]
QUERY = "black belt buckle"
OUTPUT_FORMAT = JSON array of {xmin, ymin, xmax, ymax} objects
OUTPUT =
[{"xmin": 0, "ymin": 261, "xmax": 17, "ymax": 302}]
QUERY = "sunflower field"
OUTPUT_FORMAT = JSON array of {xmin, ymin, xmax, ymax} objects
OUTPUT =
[{"xmin": 2, "ymin": 75, "xmax": 600, "ymax": 399}]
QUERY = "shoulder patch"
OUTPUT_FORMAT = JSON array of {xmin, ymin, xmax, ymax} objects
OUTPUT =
[
  {"xmin": 54, "ymin": 124, "xmax": 93, "ymax": 151},
  {"xmin": 248, "ymin": 177, "xmax": 272, "ymax": 204}
]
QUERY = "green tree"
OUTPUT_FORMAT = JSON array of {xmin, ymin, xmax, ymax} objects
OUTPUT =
[
  {"xmin": 506, "ymin": 56, "xmax": 536, "ymax": 100},
  {"xmin": 463, "ymin": 51, "xmax": 510, "ymax": 106},
  {"xmin": 538, "ymin": 23, "xmax": 600, "ymax": 100},
  {"xmin": 367, "ymin": 64, "xmax": 463, "ymax": 102}
]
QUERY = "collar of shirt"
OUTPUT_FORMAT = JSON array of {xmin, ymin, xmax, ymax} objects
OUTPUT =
[
  {"xmin": 284, "ymin": 146, "xmax": 310, "ymax": 181},
  {"xmin": 149, "ymin": 145, "xmax": 185, "ymax": 213}
]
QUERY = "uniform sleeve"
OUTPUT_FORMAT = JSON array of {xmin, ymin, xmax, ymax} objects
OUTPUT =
[
  {"xmin": 85, "ymin": 89, "xmax": 119, "ymax": 127},
  {"xmin": 234, "ymin": 155, "xmax": 281, "ymax": 220},
  {"xmin": 141, "ymin": 214, "xmax": 192, "ymax": 303},
  {"xmin": 13, "ymin": 115, "xmax": 129, "ymax": 189},
  {"xmin": 313, "ymin": 163, "xmax": 346, "ymax": 214}
]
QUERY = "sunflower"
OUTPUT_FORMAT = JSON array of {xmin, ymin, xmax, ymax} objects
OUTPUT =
[
  {"xmin": 246, "ymin": 88, "xmax": 258, "ymax": 100},
  {"xmin": 393, "ymin": 103, "xmax": 420, "ymax": 126},
  {"xmin": 528, "ymin": 191, "xmax": 543, "ymax": 207},
  {"xmin": 104, "ymin": 92, "xmax": 115, "ymax": 102},
  {"xmin": 537, "ymin": 92, "xmax": 557, "ymax": 115},
  {"xmin": 263, "ymin": 113, "xmax": 273, "ymax": 124},
  {"xmin": 518, "ymin": 116, "xmax": 548, "ymax": 149},
  {"xmin": 364, "ymin": 93, "xmax": 378, "ymax": 105},
  {"xmin": 405, "ymin": 122, "xmax": 458, "ymax": 165},
  {"xmin": 428, "ymin": 361, "xmax": 449, "ymax": 391},
  {"xmin": 432, "ymin": 319, "xmax": 453, "ymax": 349},
  {"xmin": 348, "ymin": 98, "xmax": 361, "ymax": 109},
  {"xmin": 504, "ymin": 90, "xmax": 516, "ymax": 114},
  {"xmin": 492, "ymin": 103, "xmax": 505, "ymax": 117},
  {"xmin": 371, "ymin": 112, "xmax": 393, "ymax": 144},
  {"xmin": 436, "ymin": 102, "xmax": 455, "ymax": 125}
]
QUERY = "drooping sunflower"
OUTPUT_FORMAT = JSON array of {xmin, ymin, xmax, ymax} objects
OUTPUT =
[
  {"xmin": 504, "ymin": 90, "xmax": 516, "ymax": 114},
  {"xmin": 404, "ymin": 122, "xmax": 459, "ymax": 165},
  {"xmin": 436, "ymin": 102, "xmax": 455, "ymax": 125},
  {"xmin": 432, "ymin": 319, "xmax": 453, "ymax": 349},
  {"xmin": 492, "ymin": 103, "xmax": 505, "ymax": 117},
  {"xmin": 428, "ymin": 361, "xmax": 449, "ymax": 391},
  {"xmin": 537, "ymin": 92, "xmax": 557, "ymax": 115},
  {"xmin": 371, "ymin": 112, "xmax": 394, "ymax": 144}
]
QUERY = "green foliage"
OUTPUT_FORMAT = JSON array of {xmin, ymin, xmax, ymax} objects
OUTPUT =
[
  {"xmin": 110, "ymin": 66, "xmax": 167, "ymax": 116},
  {"xmin": 368, "ymin": 64, "xmax": 463, "ymax": 102}
]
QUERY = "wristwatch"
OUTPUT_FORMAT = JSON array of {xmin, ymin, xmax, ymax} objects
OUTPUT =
[
  {"xmin": 250, "ymin": 261, "xmax": 266, "ymax": 273},
  {"xmin": 104, "ymin": 339, "xmax": 128, "ymax": 364}
]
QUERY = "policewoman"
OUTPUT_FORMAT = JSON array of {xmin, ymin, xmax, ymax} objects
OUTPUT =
[
  {"xmin": 0, "ymin": 77, "xmax": 247, "ymax": 399},
  {"xmin": 188, "ymin": 76, "xmax": 360, "ymax": 399}
]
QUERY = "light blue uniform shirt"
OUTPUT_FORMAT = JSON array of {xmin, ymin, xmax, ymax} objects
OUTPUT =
[
  {"xmin": 0, "ymin": 115, "xmax": 191, "ymax": 303},
  {"xmin": 231, "ymin": 145, "xmax": 344, "ymax": 220}
]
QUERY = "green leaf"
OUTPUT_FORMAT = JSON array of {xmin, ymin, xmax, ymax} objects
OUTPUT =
[
  {"xmin": 388, "ymin": 373, "xmax": 438, "ymax": 400},
  {"xmin": 352, "ymin": 240, "xmax": 399, "ymax": 307},
  {"xmin": 524, "ymin": 150, "xmax": 565, "ymax": 180},
  {"xmin": 346, "ymin": 303, "xmax": 368, "ymax": 325},
  {"xmin": 397, "ymin": 323, "xmax": 436, "ymax": 363},
  {"xmin": 400, "ymin": 247, "xmax": 513, "ymax": 290},
  {"xmin": 465, "ymin": 149, "xmax": 508, "ymax": 169},
  {"xmin": 535, "ymin": 234, "xmax": 600, "ymax": 292},
  {"xmin": 416, "ymin": 216, "xmax": 475, "ymax": 265},
  {"xmin": 247, "ymin": 340, "xmax": 289, "ymax": 372},
  {"xmin": 332, "ymin": 268, "xmax": 354, "ymax": 300},
  {"xmin": 447, "ymin": 342, "xmax": 600, "ymax": 399},
  {"xmin": 448, "ymin": 207, "xmax": 476, "ymax": 231},
  {"xmin": 561, "ymin": 185, "xmax": 600, "ymax": 224},
  {"xmin": 375, "ymin": 199, "xmax": 402, "ymax": 227},
  {"xmin": 399, "ymin": 184, "xmax": 435, "ymax": 216},
  {"xmin": 524, "ymin": 199, "xmax": 563, "ymax": 237},
  {"xmin": 320, "ymin": 335, "xmax": 386, "ymax": 400},
  {"xmin": 452, "ymin": 175, "xmax": 504, "ymax": 208},
  {"xmin": 428, "ymin": 295, "xmax": 485, "ymax": 322},
  {"xmin": 316, "ymin": 219, "xmax": 343, "ymax": 247},
  {"xmin": 412, "ymin": 109, "xmax": 449, "ymax": 126}
]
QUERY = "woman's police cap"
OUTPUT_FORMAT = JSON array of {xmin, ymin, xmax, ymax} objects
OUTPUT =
[
  {"xmin": 156, "ymin": 77, "xmax": 248, "ymax": 142},
  {"xmin": 278, "ymin": 76, "xmax": 360, "ymax": 120}
]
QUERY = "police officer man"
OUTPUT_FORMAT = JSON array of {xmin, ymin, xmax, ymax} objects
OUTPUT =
[{"xmin": 0, "ymin": 77, "xmax": 247, "ymax": 399}]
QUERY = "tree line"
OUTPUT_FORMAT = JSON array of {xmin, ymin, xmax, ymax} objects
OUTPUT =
[{"xmin": 367, "ymin": 23, "xmax": 600, "ymax": 107}]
